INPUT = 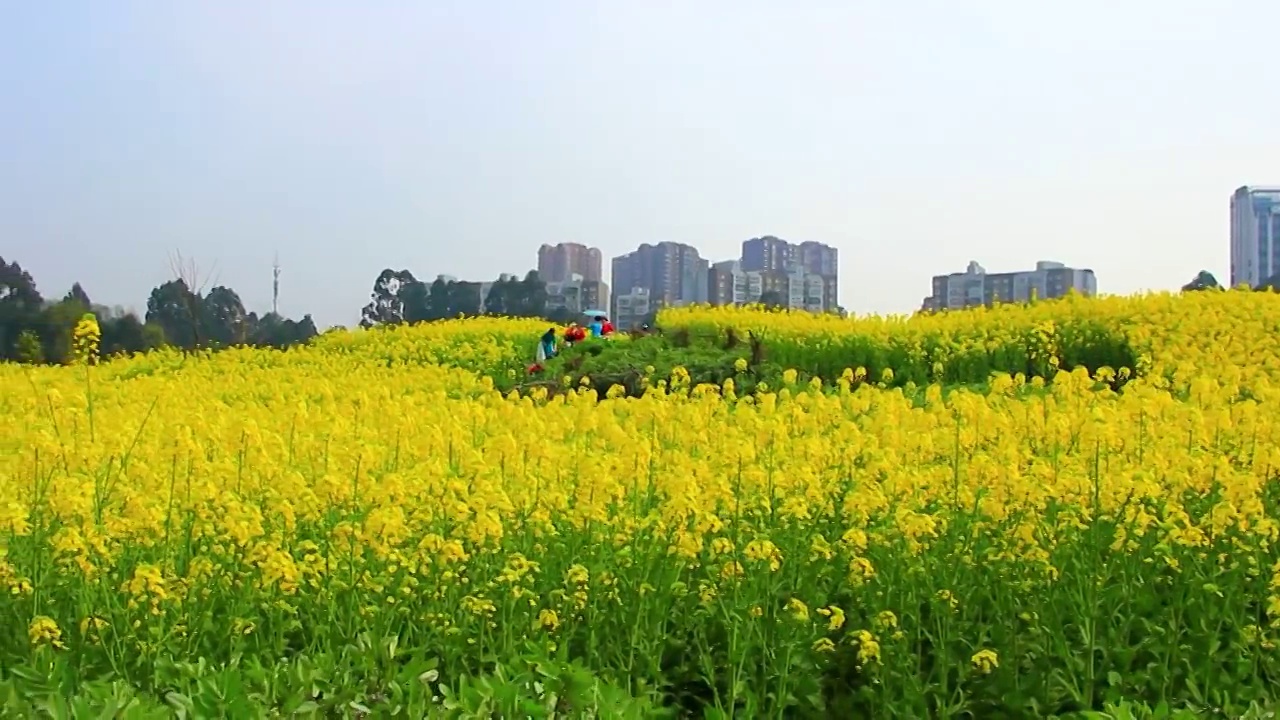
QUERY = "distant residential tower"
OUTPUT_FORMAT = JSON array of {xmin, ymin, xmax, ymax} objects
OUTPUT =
[
  {"xmin": 610, "ymin": 242, "xmax": 708, "ymax": 328},
  {"xmin": 922, "ymin": 260, "xmax": 1096, "ymax": 312},
  {"xmin": 723, "ymin": 236, "xmax": 839, "ymax": 312},
  {"xmin": 538, "ymin": 243, "xmax": 603, "ymax": 283},
  {"xmin": 1230, "ymin": 186, "xmax": 1280, "ymax": 289}
]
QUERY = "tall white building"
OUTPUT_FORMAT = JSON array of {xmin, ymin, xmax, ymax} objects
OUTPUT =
[{"xmin": 1230, "ymin": 186, "xmax": 1280, "ymax": 289}]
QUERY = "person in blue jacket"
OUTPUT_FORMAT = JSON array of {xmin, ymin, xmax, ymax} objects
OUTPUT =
[{"xmin": 589, "ymin": 315, "xmax": 605, "ymax": 338}]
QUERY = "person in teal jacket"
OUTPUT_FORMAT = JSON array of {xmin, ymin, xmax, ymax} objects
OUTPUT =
[{"xmin": 537, "ymin": 328, "xmax": 557, "ymax": 362}]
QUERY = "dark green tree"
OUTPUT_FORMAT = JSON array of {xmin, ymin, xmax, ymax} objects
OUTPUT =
[
  {"xmin": 14, "ymin": 329, "xmax": 43, "ymax": 363},
  {"xmin": 758, "ymin": 290, "xmax": 786, "ymax": 309},
  {"xmin": 146, "ymin": 279, "xmax": 201, "ymax": 349},
  {"xmin": 520, "ymin": 271, "xmax": 548, "ymax": 318},
  {"xmin": 141, "ymin": 322, "xmax": 167, "ymax": 350},
  {"xmin": 65, "ymin": 282, "xmax": 92, "ymax": 308},
  {"xmin": 401, "ymin": 280, "xmax": 433, "ymax": 323},
  {"xmin": 425, "ymin": 277, "xmax": 450, "ymax": 320},
  {"xmin": 0, "ymin": 257, "xmax": 45, "ymax": 360},
  {"xmin": 100, "ymin": 313, "xmax": 148, "ymax": 357},
  {"xmin": 293, "ymin": 314, "xmax": 319, "ymax": 342},
  {"xmin": 39, "ymin": 295, "xmax": 92, "ymax": 363},
  {"xmin": 447, "ymin": 282, "xmax": 482, "ymax": 317},
  {"xmin": 360, "ymin": 269, "xmax": 416, "ymax": 327},
  {"xmin": 484, "ymin": 278, "xmax": 511, "ymax": 315},
  {"xmin": 545, "ymin": 307, "xmax": 577, "ymax": 325},
  {"xmin": 251, "ymin": 312, "xmax": 319, "ymax": 349},
  {"xmin": 1182, "ymin": 271, "xmax": 1222, "ymax": 292},
  {"xmin": 203, "ymin": 286, "xmax": 249, "ymax": 346}
]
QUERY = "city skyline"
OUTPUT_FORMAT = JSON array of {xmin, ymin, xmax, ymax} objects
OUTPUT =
[
  {"xmin": 13, "ymin": 176, "xmax": 1269, "ymax": 326},
  {"xmin": 529, "ymin": 237, "xmax": 844, "ymax": 327},
  {"xmin": 6, "ymin": 3, "xmax": 1270, "ymax": 329},
  {"xmin": 480, "ymin": 186, "xmax": 1280, "ymax": 322},
  {"xmin": 11, "ymin": 187, "xmax": 1267, "ymax": 325},
  {"xmin": 17, "ymin": 202, "xmax": 1257, "ymax": 327},
  {"xmin": 519, "ymin": 191, "xmax": 1280, "ymax": 319}
]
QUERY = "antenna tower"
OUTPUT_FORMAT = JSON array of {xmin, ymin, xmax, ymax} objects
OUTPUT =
[{"xmin": 272, "ymin": 253, "xmax": 281, "ymax": 315}]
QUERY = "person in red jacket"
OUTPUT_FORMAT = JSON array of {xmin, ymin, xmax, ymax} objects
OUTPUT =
[
  {"xmin": 564, "ymin": 323, "xmax": 586, "ymax": 347},
  {"xmin": 601, "ymin": 317, "xmax": 615, "ymax": 336}
]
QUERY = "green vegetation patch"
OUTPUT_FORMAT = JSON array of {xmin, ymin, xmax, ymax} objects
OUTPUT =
[{"xmin": 498, "ymin": 317, "xmax": 1138, "ymax": 400}]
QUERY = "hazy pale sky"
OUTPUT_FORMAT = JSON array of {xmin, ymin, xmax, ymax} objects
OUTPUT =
[{"xmin": 4, "ymin": 1, "xmax": 1279, "ymax": 327}]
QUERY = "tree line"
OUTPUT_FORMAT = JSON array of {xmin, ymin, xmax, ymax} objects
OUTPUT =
[
  {"xmin": 0, "ymin": 256, "xmax": 318, "ymax": 365},
  {"xmin": 360, "ymin": 268, "xmax": 580, "ymax": 327},
  {"xmin": 1180, "ymin": 270, "xmax": 1280, "ymax": 292}
]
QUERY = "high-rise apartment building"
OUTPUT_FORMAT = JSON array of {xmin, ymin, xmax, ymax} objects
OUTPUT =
[
  {"xmin": 708, "ymin": 260, "xmax": 787, "ymax": 307},
  {"xmin": 922, "ymin": 261, "xmax": 1096, "ymax": 312},
  {"xmin": 537, "ymin": 243, "xmax": 603, "ymax": 283},
  {"xmin": 741, "ymin": 236, "xmax": 793, "ymax": 274},
  {"xmin": 544, "ymin": 274, "xmax": 610, "ymax": 317},
  {"xmin": 737, "ymin": 236, "xmax": 839, "ymax": 312},
  {"xmin": 708, "ymin": 260, "xmax": 745, "ymax": 306},
  {"xmin": 613, "ymin": 287, "xmax": 652, "ymax": 331},
  {"xmin": 1230, "ymin": 186, "xmax": 1280, "ymax": 289},
  {"xmin": 797, "ymin": 241, "xmax": 839, "ymax": 310},
  {"xmin": 610, "ymin": 242, "xmax": 708, "ymax": 327},
  {"xmin": 786, "ymin": 263, "xmax": 827, "ymax": 312}
]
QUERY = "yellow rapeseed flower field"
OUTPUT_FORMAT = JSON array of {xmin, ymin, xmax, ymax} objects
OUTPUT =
[{"xmin": 2, "ymin": 291, "xmax": 1280, "ymax": 717}]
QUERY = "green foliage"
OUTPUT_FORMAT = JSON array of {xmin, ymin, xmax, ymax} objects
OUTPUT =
[
  {"xmin": 5, "ymin": 479, "xmax": 1278, "ymax": 716},
  {"xmin": 39, "ymin": 297, "xmax": 90, "ymax": 363},
  {"xmin": 0, "ymin": 258, "xmax": 317, "ymax": 365},
  {"xmin": 362, "ymin": 267, "xmax": 566, "ymax": 329},
  {"xmin": 1072, "ymin": 698, "xmax": 1278, "ymax": 719},
  {"xmin": 499, "ymin": 317, "xmax": 1136, "ymax": 400},
  {"xmin": 758, "ymin": 290, "xmax": 786, "ymax": 309},
  {"xmin": 14, "ymin": 330, "xmax": 43, "ymax": 364},
  {"xmin": 0, "ymin": 256, "xmax": 45, "ymax": 359},
  {"xmin": 667, "ymin": 311, "xmax": 1139, "ymax": 390},
  {"xmin": 148, "ymin": 280, "xmax": 318, "ymax": 352},
  {"xmin": 0, "ymin": 635, "xmax": 667, "ymax": 717},
  {"xmin": 1182, "ymin": 271, "xmax": 1222, "ymax": 292},
  {"xmin": 513, "ymin": 334, "xmax": 770, "ymax": 397}
]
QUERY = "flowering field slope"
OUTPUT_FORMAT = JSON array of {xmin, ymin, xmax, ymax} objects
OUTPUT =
[{"xmin": 2, "ymin": 291, "xmax": 1280, "ymax": 717}]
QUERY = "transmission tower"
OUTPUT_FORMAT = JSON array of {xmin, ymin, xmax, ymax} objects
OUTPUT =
[{"xmin": 272, "ymin": 253, "xmax": 281, "ymax": 315}]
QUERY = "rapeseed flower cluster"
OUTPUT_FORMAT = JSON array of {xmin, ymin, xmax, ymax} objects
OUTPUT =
[
  {"xmin": 70, "ymin": 313, "xmax": 101, "ymax": 365},
  {"xmin": 1, "ymin": 289, "xmax": 1280, "ymax": 715}
]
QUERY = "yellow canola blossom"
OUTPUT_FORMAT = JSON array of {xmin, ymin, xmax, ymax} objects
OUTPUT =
[{"xmin": 0, "ymin": 289, "xmax": 1279, "ymax": 715}]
